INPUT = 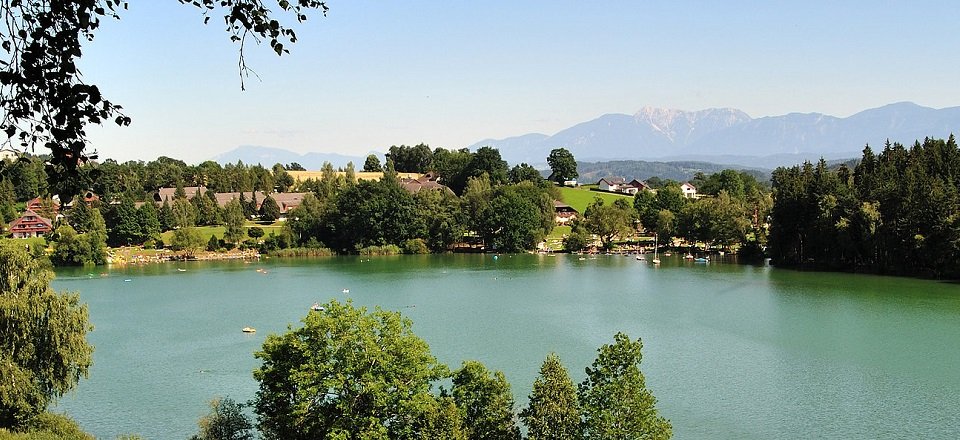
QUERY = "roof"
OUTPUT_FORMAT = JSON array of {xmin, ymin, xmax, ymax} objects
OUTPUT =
[
  {"xmin": 597, "ymin": 177, "xmax": 626, "ymax": 186},
  {"xmin": 681, "ymin": 182, "xmax": 697, "ymax": 190},
  {"xmin": 155, "ymin": 186, "xmax": 208, "ymax": 203},
  {"xmin": 400, "ymin": 178, "xmax": 455, "ymax": 195},
  {"xmin": 213, "ymin": 191, "xmax": 267, "ymax": 208},
  {"xmin": 9, "ymin": 209, "xmax": 53, "ymax": 231}
]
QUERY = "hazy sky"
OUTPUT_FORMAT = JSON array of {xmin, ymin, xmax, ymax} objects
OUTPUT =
[{"xmin": 78, "ymin": 1, "xmax": 960, "ymax": 163}]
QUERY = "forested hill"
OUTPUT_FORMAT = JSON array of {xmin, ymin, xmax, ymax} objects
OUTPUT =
[{"xmin": 577, "ymin": 160, "xmax": 770, "ymax": 183}]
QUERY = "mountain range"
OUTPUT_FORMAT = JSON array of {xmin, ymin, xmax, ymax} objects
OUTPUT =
[
  {"xmin": 212, "ymin": 145, "xmax": 365, "ymax": 170},
  {"xmin": 469, "ymin": 102, "xmax": 960, "ymax": 168}
]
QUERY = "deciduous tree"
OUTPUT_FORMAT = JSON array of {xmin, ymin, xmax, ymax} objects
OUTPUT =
[
  {"xmin": 452, "ymin": 361, "xmax": 521, "ymax": 440},
  {"xmin": 253, "ymin": 300, "xmax": 450, "ymax": 440},
  {"xmin": 547, "ymin": 148, "xmax": 578, "ymax": 184},
  {"xmin": 578, "ymin": 333, "xmax": 671, "ymax": 440},
  {"xmin": 0, "ymin": 242, "xmax": 93, "ymax": 428}
]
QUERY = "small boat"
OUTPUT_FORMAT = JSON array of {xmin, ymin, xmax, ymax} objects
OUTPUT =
[
  {"xmin": 123, "ymin": 279, "xmax": 132, "ymax": 282},
  {"xmin": 578, "ymin": 257, "xmax": 586, "ymax": 261},
  {"xmin": 242, "ymin": 327, "xmax": 256, "ymax": 333},
  {"xmin": 694, "ymin": 257, "xmax": 710, "ymax": 263},
  {"xmin": 177, "ymin": 268, "xmax": 187, "ymax": 272},
  {"xmin": 718, "ymin": 251, "xmax": 725, "ymax": 256},
  {"xmin": 652, "ymin": 234, "xmax": 660, "ymax": 265},
  {"xmin": 683, "ymin": 254, "xmax": 694, "ymax": 260},
  {"xmin": 636, "ymin": 255, "xmax": 645, "ymax": 261},
  {"xmin": 311, "ymin": 303, "xmax": 325, "ymax": 312},
  {"xmin": 342, "ymin": 288, "xmax": 350, "ymax": 293},
  {"xmin": 664, "ymin": 252, "xmax": 672, "ymax": 257}
]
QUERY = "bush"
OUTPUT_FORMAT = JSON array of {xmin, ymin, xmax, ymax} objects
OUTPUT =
[
  {"xmin": 247, "ymin": 227, "xmax": 265, "ymax": 239},
  {"xmin": 189, "ymin": 397, "xmax": 253, "ymax": 440},
  {"xmin": 358, "ymin": 245, "xmax": 402, "ymax": 256},
  {"xmin": 269, "ymin": 247, "xmax": 335, "ymax": 258},
  {"xmin": 402, "ymin": 238, "xmax": 429, "ymax": 254},
  {"xmin": 0, "ymin": 413, "xmax": 94, "ymax": 440}
]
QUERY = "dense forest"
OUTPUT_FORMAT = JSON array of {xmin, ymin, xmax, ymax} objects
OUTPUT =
[{"xmin": 769, "ymin": 136, "xmax": 960, "ymax": 278}]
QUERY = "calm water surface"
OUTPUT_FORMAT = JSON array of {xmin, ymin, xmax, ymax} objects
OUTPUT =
[{"xmin": 52, "ymin": 254, "xmax": 960, "ymax": 439}]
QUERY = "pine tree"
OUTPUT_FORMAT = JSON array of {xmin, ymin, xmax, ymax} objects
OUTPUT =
[{"xmin": 521, "ymin": 353, "xmax": 582, "ymax": 440}]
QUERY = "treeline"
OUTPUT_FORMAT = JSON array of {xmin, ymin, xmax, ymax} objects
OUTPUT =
[
  {"xmin": 6, "ymin": 145, "xmax": 570, "ymax": 263},
  {"xmin": 769, "ymin": 136, "xmax": 960, "ymax": 278},
  {"xmin": 567, "ymin": 169, "xmax": 772, "ymax": 253}
]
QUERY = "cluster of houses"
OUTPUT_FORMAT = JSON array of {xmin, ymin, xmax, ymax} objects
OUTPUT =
[
  {"xmin": 6, "ymin": 171, "xmax": 698, "ymax": 240},
  {"xmin": 5, "ymin": 171, "xmax": 461, "ymax": 240},
  {"xmin": 596, "ymin": 177, "xmax": 699, "ymax": 199}
]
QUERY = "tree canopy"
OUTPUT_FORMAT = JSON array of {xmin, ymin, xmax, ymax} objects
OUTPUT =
[
  {"xmin": 547, "ymin": 148, "xmax": 578, "ymax": 183},
  {"xmin": 0, "ymin": 242, "xmax": 93, "ymax": 429},
  {"xmin": 252, "ymin": 300, "xmax": 448, "ymax": 440}
]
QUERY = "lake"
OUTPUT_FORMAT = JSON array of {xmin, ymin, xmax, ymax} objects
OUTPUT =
[{"xmin": 52, "ymin": 254, "xmax": 960, "ymax": 439}]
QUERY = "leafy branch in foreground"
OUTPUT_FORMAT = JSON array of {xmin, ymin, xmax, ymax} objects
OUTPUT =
[{"xmin": 0, "ymin": 0, "xmax": 327, "ymax": 186}]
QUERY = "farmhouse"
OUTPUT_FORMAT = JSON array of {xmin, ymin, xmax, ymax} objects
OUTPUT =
[{"xmin": 9, "ymin": 209, "xmax": 53, "ymax": 238}]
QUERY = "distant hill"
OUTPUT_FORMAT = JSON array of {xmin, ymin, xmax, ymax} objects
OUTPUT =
[
  {"xmin": 470, "ymin": 102, "xmax": 960, "ymax": 168},
  {"xmin": 212, "ymin": 145, "xmax": 366, "ymax": 169},
  {"xmin": 577, "ymin": 160, "xmax": 770, "ymax": 184}
]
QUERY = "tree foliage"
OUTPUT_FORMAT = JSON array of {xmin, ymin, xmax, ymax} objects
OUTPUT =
[
  {"xmin": 0, "ymin": 0, "xmax": 330, "ymax": 186},
  {"xmin": 578, "ymin": 333, "xmax": 671, "ymax": 440},
  {"xmin": 0, "ymin": 242, "xmax": 93, "ymax": 429},
  {"xmin": 520, "ymin": 353, "xmax": 582, "ymax": 440},
  {"xmin": 451, "ymin": 361, "xmax": 521, "ymax": 440},
  {"xmin": 583, "ymin": 197, "xmax": 634, "ymax": 249},
  {"xmin": 547, "ymin": 148, "xmax": 578, "ymax": 183},
  {"xmin": 769, "ymin": 137, "xmax": 960, "ymax": 277},
  {"xmin": 253, "ymin": 300, "xmax": 448, "ymax": 440},
  {"xmin": 189, "ymin": 397, "xmax": 254, "ymax": 440}
]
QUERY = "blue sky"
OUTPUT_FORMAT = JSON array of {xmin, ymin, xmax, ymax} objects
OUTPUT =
[{"xmin": 79, "ymin": 1, "xmax": 960, "ymax": 163}]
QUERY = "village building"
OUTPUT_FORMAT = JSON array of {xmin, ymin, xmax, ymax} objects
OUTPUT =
[
  {"xmin": 153, "ymin": 186, "xmax": 209, "ymax": 203},
  {"xmin": 26, "ymin": 196, "xmax": 60, "ymax": 215},
  {"xmin": 8, "ymin": 209, "xmax": 53, "ymax": 238},
  {"xmin": 400, "ymin": 172, "xmax": 455, "ymax": 196},
  {"xmin": 597, "ymin": 177, "xmax": 652, "ymax": 195},
  {"xmin": 553, "ymin": 201, "xmax": 579, "ymax": 225},
  {"xmin": 597, "ymin": 177, "xmax": 627, "ymax": 192},
  {"xmin": 680, "ymin": 182, "xmax": 699, "ymax": 199}
]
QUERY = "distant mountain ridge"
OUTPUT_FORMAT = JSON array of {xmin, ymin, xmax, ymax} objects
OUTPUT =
[
  {"xmin": 470, "ymin": 102, "xmax": 960, "ymax": 168},
  {"xmin": 212, "ymin": 145, "xmax": 365, "ymax": 169}
]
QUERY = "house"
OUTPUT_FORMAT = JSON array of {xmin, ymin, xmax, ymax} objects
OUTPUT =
[
  {"xmin": 211, "ymin": 191, "xmax": 310, "ymax": 218},
  {"xmin": 26, "ymin": 196, "xmax": 59, "ymax": 214},
  {"xmin": 64, "ymin": 191, "xmax": 100, "ymax": 208},
  {"xmin": 597, "ymin": 177, "xmax": 626, "ymax": 192},
  {"xmin": 153, "ymin": 186, "xmax": 209, "ymax": 203},
  {"xmin": 269, "ymin": 192, "xmax": 310, "ymax": 217},
  {"xmin": 620, "ymin": 179, "xmax": 651, "ymax": 195},
  {"xmin": 9, "ymin": 209, "xmax": 53, "ymax": 238},
  {"xmin": 680, "ymin": 182, "xmax": 698, "ymax": 199},
  {"xmin": 562, "ymin": 179, "xmax": 578, "ymax": 187},
  {"xmin": 212, "ymin": 191, "xmax": 267, "ymax": 210},
  {"xmin": 553, "ymin": 201, "xmax": 579, "ymax": 225},
  {"xmin": 400, "ymin": 173, "xmax": 455, "ymax": 196}
]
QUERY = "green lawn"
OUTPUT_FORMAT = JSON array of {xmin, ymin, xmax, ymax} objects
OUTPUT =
[
  {"xmin": 159, "ymin": 222, "xmax": 285, "ymax": 244},
  {"xmin": 558, "ymin": 186, "xmax": 633, "ymax": 213}
]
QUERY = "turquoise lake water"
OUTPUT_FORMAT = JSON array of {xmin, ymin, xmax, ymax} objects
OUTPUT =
[{"xmin": 52, "ymin": 254, "xmax": 960, "ymax": 439}]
